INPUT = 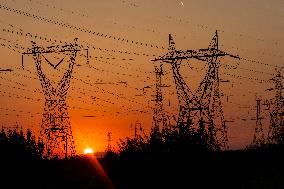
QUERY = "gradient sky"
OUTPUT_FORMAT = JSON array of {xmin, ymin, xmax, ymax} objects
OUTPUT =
[{"xmin": 0, "ymin": 0, "xmax": 283, "ymax": 153}]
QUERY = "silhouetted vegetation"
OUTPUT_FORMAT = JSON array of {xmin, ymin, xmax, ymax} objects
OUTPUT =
[
  {"xmin": 0, "ymin": 124, "xmax": 284, "ymax": 189},
  {"xmin": 118, "ymin": 123, "xmax": 212, "ymax": 157},
  {"xmin": 0, "ymin": 126, "xmax": 43, "ymax": 161}
]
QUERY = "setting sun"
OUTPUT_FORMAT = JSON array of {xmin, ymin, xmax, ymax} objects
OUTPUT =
[{"xmin": 84, "ymin": 148, "xmax": 94, "ymax": 155}]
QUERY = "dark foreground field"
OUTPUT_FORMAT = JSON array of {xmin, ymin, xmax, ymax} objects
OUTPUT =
[{"xmin": 1, "ymin": 148, "xmax": 284, "ymax": 189}]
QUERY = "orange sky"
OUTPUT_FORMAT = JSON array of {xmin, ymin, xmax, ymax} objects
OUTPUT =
[{"xmin": 0, "ymin": 0, "xmax": 283, "ymax": 153}]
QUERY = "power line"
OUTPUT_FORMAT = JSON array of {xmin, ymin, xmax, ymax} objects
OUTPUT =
[
  {"xmin": 0, "ymin": 25, "xmax": 280, "ymax": 79},
  {"xmin": 20, "ymin": 0, "xmax": 89, "ymax": 18},
  {"xmin": 0, "ymin": 4, "xmax": 165, "ymax": 49}
]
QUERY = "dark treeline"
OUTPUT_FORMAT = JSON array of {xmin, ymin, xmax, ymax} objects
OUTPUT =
[
  {"xmin": 0, "ymin": 125, "xmax": 284, "ymax": 189},
  {"xmin": 119, "ymin": 128, "xmax": 212, "ymax": 154},
  {"xmin": 116, "ymin": 128, "xmax": 284, "ymax": 189},
  {"xmin": 0, "ymin": 127, "xmax": 44, "ymax": 161},
  {"xmin": 118, "ymin": 122, "xmax": 214, "ymax": 158}
]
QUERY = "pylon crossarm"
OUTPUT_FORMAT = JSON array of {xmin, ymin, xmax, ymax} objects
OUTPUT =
[
  {"xmin": 0, "ymin": 69, "xmax": 13, "ymax": 72},
  {"xmin": 152, "ymin": 48, "xmax": 239, "ymax": 63},
  {"xmin": 23, "ymin": 48, "xmax": 81, "ymax": 55}
]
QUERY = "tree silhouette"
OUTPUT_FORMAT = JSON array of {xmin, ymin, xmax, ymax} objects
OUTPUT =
[{"xmin": 0, "ymin": 126, "xmax": 44, "ymax": 161}]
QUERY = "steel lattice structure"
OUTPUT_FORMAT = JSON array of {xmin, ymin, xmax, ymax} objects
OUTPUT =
[
  {"xmin": 268, "ymin": 70, "xmax": 284, "ymax": 144},
  {"xmin": 106, "ymin": 132, "xmax": 113, "ymax": 152},
  {"xmin": 149, "ymin": 64, "xmax": 170, "ymax": 150},
  {"xmin": 152, "ymin": 31, "xmax": 239, "ymax": 150},
  {"xmin": 252, "ymin": 98, "xmax": 265, "ymax": 147},
  {"xmin": 22, "ymin": 39, "xmax": 88, "ymax": 159}
]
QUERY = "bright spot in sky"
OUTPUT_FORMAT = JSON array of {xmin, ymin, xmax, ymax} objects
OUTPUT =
[
  {"xmin": 84, "ymin": 148, "xmax": 94, "ymax": 154},
  {"xmin": 180, "ymin": 1, "xmax": 184, "ymax": 7}
]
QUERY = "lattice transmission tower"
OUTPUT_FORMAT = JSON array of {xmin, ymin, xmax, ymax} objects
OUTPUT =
[
  {"xmin": 191, "ymin": 31, "xmax": 239, "ymax": 150},
  {"xmin": 106, "ymin": 132, "xmax": 113, "ymax": 152},
  {"xmin": 149, "ymin": 64, "xmax": 170, "ymax": 151},
  {"xmin": 22, "ymin": 38, "xmax": 88, "ymax": 159},
  {"xmin": 152, "ymin": 31, "xmax": 239, "ymax": 150},
  {"xmin": 252, "ymin": 98, "xmax": 265, "ymax": 147},
  {"xmin": 268, "ymin": 70, "xmax": 284, "ymax": 144}
]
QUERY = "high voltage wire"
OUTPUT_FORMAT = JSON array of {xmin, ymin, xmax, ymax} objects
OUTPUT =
[
  {"xmin": 93, "ymin": 57, "xmax": 153, "ymax": 75},
  {"xmin": 154, "ymin": 64, "xmax": 272, "ymax": 86},
  {"xmin": 2, "ymin": 63, "xmax": 151, "ymax": 109},
  {"xmin": 0, "ymin": 82, "xmax": 40, "ymax": 94},
  {"xmin": 0, "ymin": 75, "xmax": 26, "ymax": 86},
  {"xmin": 22, "ymin": 0, "xmax": 283, "ymax": 54},
  {"xmin": 0, "ymin": 23, "xmax": 280, "ymax": 110},
  {"xmin": 1, "ymin": 69, "xmax": 270, "ymax": 122},
  {"xmin": 0, "ymin": 23, "xmax": 281, "ymax": 77},
  {"xmin": 3, "ymin": 21, "xmax": 282, "ymax": 62},
  {"xmin": 3, "ymin": 63, "xmax": 148, "ymax": 105},
  {"xmin": 0, "ymin": 53, "xmax": 273, "ymax": 91},
  {"xmin": 1, "ymin": 0, "xmax": 281, "ymax": 148},
  {"xmin": 81, "ymin": 40, "xmax": 155, "ymax": 57},
  {"xmin": 0, "ymin": 90, "xmax": 41, "ymax": 101},
  {"xmin": 222, "ymin": 72, "xmax": 268, "ymax": 83},
  {"xmin": 0, "ymin": 4, "xmax": 165, "ymax": 50},
  {"xmin": 104, "ymin": 14, "xmax": 283, "ymax": 53},
  {"xmin": 0, "ymin": 107, "xmax": 41, "ymax": 117},
  {"xmin": 165, "ymin": 14, "xmax": 282, "ymax": 47},
  {"xmin": 0, "ymin": 92, "xmax": 106, "ymax": 118},
  {"xmin": 0, "ymin": 56, "xmax": 273, "ymax": 98},
  {"xmin": 0, "ymin": 37, "xmax": 25, "ymax": 50},
  {"xmin": 236, "ymin": 67, "xmax": 274, "ymax": 76},
  {"xmin": 0, "ymin": 42, "xmax": 22, "ymax": 54},
  {"xmin": 0, "ymin": 81, "xmax": 149, "ymax": 117},
  {"xmin": 1, "ymin": 3, "xmax": 282, "ymax": 66},
  {"xmin": 89, "ymin": 56, "xmax": 133, "ymax": 61},
  {"xmin": 1, "ymin": 27, "xmax": 65, "ymax": 44},
  {"xmin": 88, "ymin": 62, "xmax": 150, "ymax": 80},
  {"xmin": 0, "ymin": 87, "xmax": 150, "ymax": 118},
  {"xmin": 72, "ymin": 76, "xmax": 149, "ymax": 107},
  {"xmin": 176, "ymin": 60, "xmax": 272, "ymax": 84},
  {"xmin": 118, "ymin": 0, "xmax": 139, "ymax": 8},
  {"xmin": 0, "ymin": 27, "xmax": 154, "ymax": 79},
  {"xmin": 83, "ymin": 53, "xmax": 153, "ymax": 76},
  {"xmin": 8, "ymin": 70, "xmax": 37, "ymax": 80},
  {"xmin": 7, "ymin": 69, "xmax": 148, "ymax": 108},
  {"xmin": 82, "ymin": 38, "xmax": 155, "ymax": 57},
  {"xmin": 240, "ymin": 57, "xmax": 282, "ymax": 69},
  {"xmin": 1, "ymin": 24, "xmax": 155, "ymax": 57},
  {"xmin": 0, "ymin": 70, "xmax": 145, "ymax": 112},
  {"xmin": 1, "ymin": 96, "xmax": 149, "ymax": 118},
  {"xmin": 6, "ymin": 53, "xmax": 276, "ymax": 87},
  {"xmin": 222, "ymin": 44, "xmax": 283, "ymax": 60},
  {"xmin": 18, "ymin": 0, "xmax": 89, "ymax": 18},
  {"xmin": 72, "ymin": 48, "xmax": 284, "ymax": 81}
]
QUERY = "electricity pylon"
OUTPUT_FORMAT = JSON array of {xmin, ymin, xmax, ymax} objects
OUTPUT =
[
  {"xmin": 152, "ymin": 31, "xmax": 239, "ymax": 150},
  {"xmin": 106, "ymin": 132, "xmax": 113, "ymax": 152},
  {"xmin": 191, "ymin": 31, "xmax": 238, "ymax": 150},
  {"xmin": 22, "ymin": 38, "xmax": 88, "ymax": 159},
  {"xmin": 252, "ymin": 98, "xmax": 265, "ymax": 147},
  {"xmin": 268, "ymin": 70, "xmax": 284, "ymax": 144},
  {"xmin": 153, "ymin": 34, "xmax": 196, "ymax": 142},
  {"xmin": 150, "ymin": 64, "xmax": 170, "ymax": 151}
]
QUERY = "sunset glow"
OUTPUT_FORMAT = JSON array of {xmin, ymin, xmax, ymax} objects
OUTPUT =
[
  {"xmin": 83, "ymin": 148, "xmax": 94, "ymax": 155},
  {"xmin": 0, "ymin": 0, "xmax": 283, "ymax": 188},
  {"xmin": 0, "ymin": 0, "xmax": 283, "ymax": 154}
]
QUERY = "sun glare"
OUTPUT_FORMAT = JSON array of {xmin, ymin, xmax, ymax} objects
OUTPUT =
[{"xmin": 84, "ymin": 148, "xmax": 94, "ymax": 155}]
